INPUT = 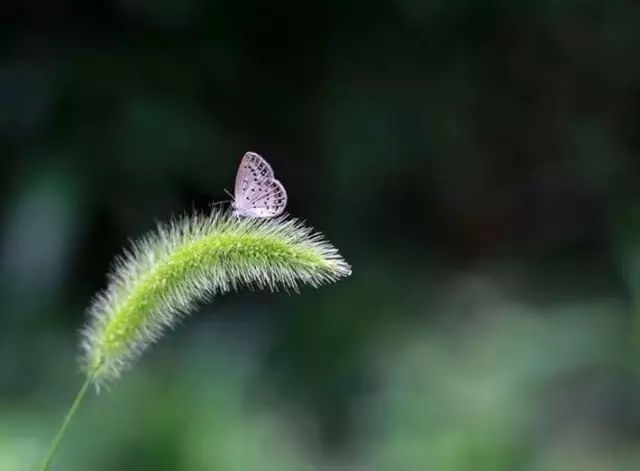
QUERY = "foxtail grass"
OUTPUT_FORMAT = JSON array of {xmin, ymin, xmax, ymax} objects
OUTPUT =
[{"xmin": 40, "ymin": 209, "xmax": 350, "ymax": 470}]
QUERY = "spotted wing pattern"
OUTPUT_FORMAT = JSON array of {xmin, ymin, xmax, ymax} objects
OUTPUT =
[{"xmin": 233, "ymin": 152, "xmax": 288, "ymax": 218}]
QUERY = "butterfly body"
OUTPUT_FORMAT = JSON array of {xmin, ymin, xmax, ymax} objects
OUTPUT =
[{"xmin": 231, "ymin": 152, "xmax": 288, "ymax": 218}]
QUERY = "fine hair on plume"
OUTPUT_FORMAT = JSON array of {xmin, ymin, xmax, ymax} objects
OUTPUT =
[{"xmin": 81, "ymin": 209, "xmax": 351, "ymax": 388}]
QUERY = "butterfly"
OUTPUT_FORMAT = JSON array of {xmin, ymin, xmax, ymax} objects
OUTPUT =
[{"xmin": 231, "ymin": 152, "xmax": 288, "ymax": 218}]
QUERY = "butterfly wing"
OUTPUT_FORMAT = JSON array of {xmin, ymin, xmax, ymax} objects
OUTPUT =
[
  {"xmin": 235, "ymin": 152, "xmax": 275, "ymax": 199},
  {"xmin": 239, "ymin": 178, "xmax": 288, "ymax": 217},
  {"xmin": 234, "ymin": 152, "xmax": 288, "ymax": 218}
]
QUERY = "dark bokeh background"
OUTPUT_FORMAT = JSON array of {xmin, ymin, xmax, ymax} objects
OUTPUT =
[{"xmin": 3, "ymin": 1, "xmax": 640, "ymax": 469}]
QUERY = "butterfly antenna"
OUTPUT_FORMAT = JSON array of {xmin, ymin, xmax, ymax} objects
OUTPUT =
[{"xmin": 223, "ymin": 188, "xmax": 234, "ymax": 200}]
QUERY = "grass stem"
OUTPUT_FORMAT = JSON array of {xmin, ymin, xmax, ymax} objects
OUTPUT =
[{"xmin": 40, "ymin": 373, "xmax": 94, "ymax": 471}]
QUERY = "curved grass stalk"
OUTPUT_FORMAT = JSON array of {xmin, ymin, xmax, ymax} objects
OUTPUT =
[{"xmin": 40, "ymin": 209, "xmax": 351, "ymax": 470}]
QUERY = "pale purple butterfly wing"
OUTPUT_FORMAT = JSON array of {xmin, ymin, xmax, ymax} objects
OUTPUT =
[
  {"xmin": 240, "ymin": 178, "xmax": 287, "ymax": 218},
  {"xmin": 234, "ymin": 152, "xmax": 274, "ymax": 198},
  {"xmin": 233, "ymin": 152, "xmax": 288, "ymax": 218}
]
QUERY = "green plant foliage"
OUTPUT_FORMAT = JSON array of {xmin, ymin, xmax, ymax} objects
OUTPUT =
[{"xmin": 81, "ymin": 210, "xmax": 351, "ymax": 387}]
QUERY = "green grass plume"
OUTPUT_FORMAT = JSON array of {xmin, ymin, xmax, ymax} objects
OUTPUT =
[{"xmin": 81, "ymin": 209, "xmax": 351, "ymax": 387}]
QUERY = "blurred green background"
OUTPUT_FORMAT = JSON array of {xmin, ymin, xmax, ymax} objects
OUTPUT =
[{"xmin": 3, "ymin": 1, "xmax": 640, "ymax": 470}]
